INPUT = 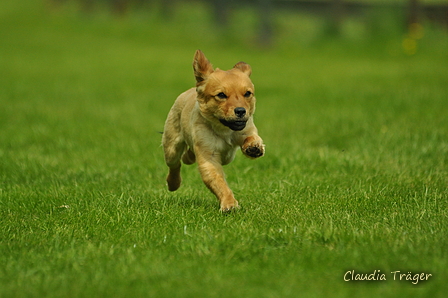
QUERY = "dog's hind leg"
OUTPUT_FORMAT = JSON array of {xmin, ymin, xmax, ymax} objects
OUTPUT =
[
  {"xmin": 163, "ymin": 139, "xmax": 185, "ymax": 191},
  {"xmin": 162, "ymin": 115, "xmax": 186, "ymax": 191},
  {"xmin": 182, "ymin": 148, "xmax": 196, "ymax": 165}
]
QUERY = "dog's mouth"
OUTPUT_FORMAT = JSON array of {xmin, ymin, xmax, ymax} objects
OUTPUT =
[{"xmin": 219, "ymin": 119, "xmax": 247, "ymax": 131}]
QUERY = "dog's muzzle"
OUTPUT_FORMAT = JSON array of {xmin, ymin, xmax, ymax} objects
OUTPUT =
[{"xmin": 219, "ymin": 119, "xmax": 247, "ymax": 131}]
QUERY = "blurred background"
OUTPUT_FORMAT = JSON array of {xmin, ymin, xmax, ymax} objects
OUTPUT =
[
  {"xmin": 1, "ymin": 0, "xmax": 447, "ymax": 164},
  {"xmin": 41, "ymin": 0, "xmax": 447, "ymax": 47},
  {"xmin": 3, "ymin": 0, "xmax": 447, "ymax": 80},
  {"xmin": 1, "ymin": 0, "xmax": 447, "ymax": 178}
]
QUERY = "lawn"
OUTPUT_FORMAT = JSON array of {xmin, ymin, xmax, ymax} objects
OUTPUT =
[{"xmin": 0, "ymin": 1, "xmax": 447, "ymax": 297}]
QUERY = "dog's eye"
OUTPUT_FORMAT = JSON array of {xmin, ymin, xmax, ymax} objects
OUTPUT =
[
  {"xmin": 216, "ymin": 92, "xmax": 227, "ymax": 99},
  {"xmin": 244, "ymin": 91, "xmax": 252, "ymax": 97}
]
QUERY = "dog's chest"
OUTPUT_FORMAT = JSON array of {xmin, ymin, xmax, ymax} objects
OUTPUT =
[
  {"xmin": 213, "ymin": 133, "xmax": 238, "ymax": 165},
  {"xmin": 220, "ymin": 145, "xmax": 238, "ymax": 165},
  {"xmin": 219, "ymin": 132, "xmax": 234, "ymax": 147}
]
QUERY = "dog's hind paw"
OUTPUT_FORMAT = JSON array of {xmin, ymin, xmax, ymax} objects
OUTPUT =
[{"xmin": 166, "ymin": 168, "xmax": 181, "ymax": 191}]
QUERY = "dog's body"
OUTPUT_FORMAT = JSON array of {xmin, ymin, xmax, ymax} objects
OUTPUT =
[{"xmin": 162, "ymin": 50, "xmax": 265, "ymax": 211}]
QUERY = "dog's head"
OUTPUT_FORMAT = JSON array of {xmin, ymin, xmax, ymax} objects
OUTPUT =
[{"xmin": 193, "ymin": 50, "xmax": 256, "ymax": 131}]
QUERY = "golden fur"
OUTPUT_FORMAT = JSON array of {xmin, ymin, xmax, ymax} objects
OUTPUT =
[{"xmin": 162, "ymin": 50, "xmax": 265, "ymax": 211}]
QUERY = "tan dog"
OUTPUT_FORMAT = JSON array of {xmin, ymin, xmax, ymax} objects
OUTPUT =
[{"xmin": 162, "ymin": 50, "xmax": 265, "ymax": 211}]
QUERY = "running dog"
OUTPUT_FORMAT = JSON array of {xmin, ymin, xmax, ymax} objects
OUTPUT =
[{"xmin": 162, "ymin": 50, "xmax": 265, "ymax": 211}]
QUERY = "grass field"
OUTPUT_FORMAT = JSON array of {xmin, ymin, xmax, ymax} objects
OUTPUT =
[{"xmin": 1, "ymin": 1, "xmax": 447, "ymax": 297}]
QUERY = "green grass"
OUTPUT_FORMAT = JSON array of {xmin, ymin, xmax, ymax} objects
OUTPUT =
[{"xmin": 1, "ymin": 1, "xmax": 447, "ymax": 297}]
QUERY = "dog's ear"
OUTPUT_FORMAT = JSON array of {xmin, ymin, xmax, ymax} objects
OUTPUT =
[
  {"xmin": 193, "ymin": 50, "xmax": 214, "ymax": 84},
  {"xmin": 233, "ymin": 62, "xmax": 252, "ymax": 77}
]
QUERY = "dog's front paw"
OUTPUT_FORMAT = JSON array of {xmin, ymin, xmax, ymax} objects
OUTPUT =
[
  {"xmin": 242, "ymin": 139, "xmax": 265, "ymax": 159},
  {"xmin": 245, "ymin": 145, "xmax": 264, "ymax": 158},
  {"xmin": 220, "ymin": 199, "xmax": 240, "ymax": 213}
]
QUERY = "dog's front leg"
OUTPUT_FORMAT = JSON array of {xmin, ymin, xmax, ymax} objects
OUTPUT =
[{"xmin": 196, "ymin": 153, "xmax": 238, "ymax": 212}]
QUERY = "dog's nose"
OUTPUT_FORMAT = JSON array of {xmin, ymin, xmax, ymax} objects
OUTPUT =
[{"xmin": 234, "ymin": 107, "xmax": 246, "ymax": 118}]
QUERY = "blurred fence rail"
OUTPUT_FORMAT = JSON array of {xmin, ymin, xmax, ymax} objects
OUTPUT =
[
  {"xmin": 48, "ymin": 0, "xmax": 448, "ymax": 45},
  {"xmin": 47, "ymin": 0, "xmax": 448, "ymax": 24}
]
